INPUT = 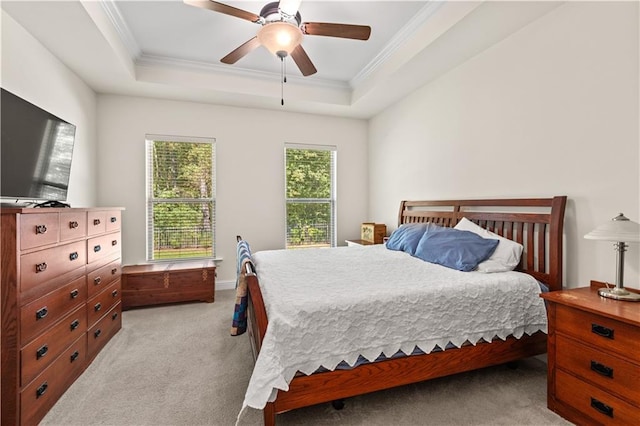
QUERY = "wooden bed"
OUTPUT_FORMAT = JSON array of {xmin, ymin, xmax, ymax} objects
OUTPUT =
[{"xmin": 243, "ymin": 196, "xmax": 567, "ymax": 425}]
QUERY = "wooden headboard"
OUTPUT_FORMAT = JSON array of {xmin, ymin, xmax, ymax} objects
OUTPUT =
[{"xmin": 397, "ymin": 196, "xmax": 567, "ymax": 291}]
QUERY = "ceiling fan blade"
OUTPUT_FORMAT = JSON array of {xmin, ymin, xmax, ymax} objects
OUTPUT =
[
  {"xmin": 302, "ymin": 22, "xmax": 371, "ymax": 40},
  {"xmin": 221, "ymin": 37, "xmax": 261, "ymax": 64},
  {"xmin": 278, "ymin": 0, "xmax": 302, "ymax": 17},
  {"xmin": 290, "ymin": 45, "xmax": 317, "ymax": 77},
  {"xmin": 183, "ymin": 0, "xmax": 260, "ymax": 23}
]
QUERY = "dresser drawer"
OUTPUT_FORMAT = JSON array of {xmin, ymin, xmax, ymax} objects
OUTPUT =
[
  {"xmin": 556, "ymin": 369, "xmax": 640, "ymax": 425},
  {"xmin": 21, "ymin": 305, "xmax": 87, "ymax": 386},
  {"xmin": 88, "ymin": 302, "xmax": 122, "ymax": 360},
  {"xmin": 20, "ymin": 335, "xmax": 87, "ymax": 426},
  {"xmin": 105, "ymin": 210, "xmax": 121, "ymax": 232},
  {"xmin": 556, "ymin": 335, "xmax": 640, "ymax": 403},
  {"xmin": 87, "ymin": 211, "xmax": 107, "ymax": 235},
  {"xmin": 87, "ymin": 232, "xmax": 121, "ymax": 264},
  {"xmin": 20, "ymin": 213, "xmax": 59, "ymax": 250},
  {"xmin": 87, "ymin": 258, "xmax": 121, "ymax": 298},
  {"xmin": 20, "ymin": 241, "xmax": 87, "ymax": 295},
  {"xmin": 87, "ymin": 279, "xmax": 121, "ymax": 327},
  {"xmin": 20, "ymin": 276, "xmax": 87, "ymax": 345},
  {"xmin": 556, "ymin": 304, "xmax": 640, "ymax": 360},
  {"xmin": 60, "ymin": 211, "xmax": 87, "ymax": 241}
]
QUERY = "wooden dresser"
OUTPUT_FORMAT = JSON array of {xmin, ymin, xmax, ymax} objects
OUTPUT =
[
  {"xmin": 1, "ymin": 207, "xmax": 124, "ymax": 425},
  {"xmin": 541, "ymin": 282, "xmax": 640, "ymax": 425}
]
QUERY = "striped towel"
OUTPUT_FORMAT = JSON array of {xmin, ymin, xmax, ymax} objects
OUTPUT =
[{"xmin": 230, "ymin": 240, "xmax": 253, "ymax": 336}]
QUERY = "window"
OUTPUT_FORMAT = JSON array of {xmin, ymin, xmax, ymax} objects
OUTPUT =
[
  {"xmin": 146, "ymin": 135, "xmax": 215, "ymax": 261},
  {"xmin": 285, "ymin": 144, "xmax": 336, "ymax": 249}
]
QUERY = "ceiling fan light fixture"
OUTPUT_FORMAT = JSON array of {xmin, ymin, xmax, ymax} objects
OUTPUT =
[{"xmin": 257, "ymin": 22, "xmax": 302, "ymax": 56}]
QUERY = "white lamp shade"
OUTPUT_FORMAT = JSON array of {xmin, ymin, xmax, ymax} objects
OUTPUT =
[
  {"xmin": 257, "ymin": 22, "xmax": 302, "ymax": 55},
  {"xmin": 584, "ymin": 213, "xmax": 640, "ymax": 242}
]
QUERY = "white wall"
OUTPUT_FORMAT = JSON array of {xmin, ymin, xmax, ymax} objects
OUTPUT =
[
  {"xmin": 369, "ymin": 1, "xmax": 640, "ymax": 289},
  {"xmin": 1, "ymin": 11, "xmax": 98, "ymax": 207},
  {"xmin": 97, "ymin": 95, "xmax": 368, "ymax": 284}
]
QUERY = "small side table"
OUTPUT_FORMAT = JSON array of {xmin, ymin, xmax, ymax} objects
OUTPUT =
[{"xmin": 540, "ymin": 281, "xmax": 640, "ymax": 424}]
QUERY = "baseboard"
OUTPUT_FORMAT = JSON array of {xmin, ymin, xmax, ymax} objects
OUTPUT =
[{"xmin": 216, "ymin": 280, "xmax": 235, "ymax": 291}]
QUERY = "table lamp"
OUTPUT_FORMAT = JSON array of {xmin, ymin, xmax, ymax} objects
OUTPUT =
[{"xmin": 584, "ymin": 213, "xmax": 640, "ymax": 301}]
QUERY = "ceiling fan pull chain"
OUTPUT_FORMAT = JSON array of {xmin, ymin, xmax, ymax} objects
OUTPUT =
[
  {"xmin": 281, "ymin": 55, "xmax": 285, "ymax": 106},
  {"xmin": 278, "ymin": 55, "xmax": 287, "ymax": 106}
]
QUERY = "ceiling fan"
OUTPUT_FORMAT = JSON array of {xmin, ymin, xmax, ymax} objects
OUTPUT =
[{"xmin": 183, "ymin": 0, "xmax": 372, "ymax": 77}]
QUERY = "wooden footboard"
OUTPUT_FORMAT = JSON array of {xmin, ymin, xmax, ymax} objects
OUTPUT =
[{"xmin": 243, "ymin": 196, "xmax": 567, "ymax": 425}]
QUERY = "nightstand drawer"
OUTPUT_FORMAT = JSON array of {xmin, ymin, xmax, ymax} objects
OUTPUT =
[
  {"xmin": 556, "ymin": 369, "xmax": 640, "ymax": 425},
  {"xmin": 556, "ymin": 304, "xmax": 640, "ymax": 360},
  {"xmin": 556, "ymin": 335, "xmax": 640, "ymax": 403}
]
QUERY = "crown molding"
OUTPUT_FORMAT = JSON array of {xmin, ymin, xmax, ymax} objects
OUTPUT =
[
  {"xmin": 349, "ymin": 1, "xmax": 444, "ymax": 88},
  {"xmin": 136, "ymin": 53, "xmax": 350, "ymax": 91},
  {"xmin": 99, "ymin": 0, "xmax": 141, "ymax": 60},
  {"xmin": 100, "ymin": 0, "xmax": 349, "ymax": 92}
]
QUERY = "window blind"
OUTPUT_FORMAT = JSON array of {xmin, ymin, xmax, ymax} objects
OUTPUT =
[
  {"xmin": 284, "ymin": 143, "xmax": 336, "ymax": 249},
  {"xmin": 145, "ymin": 135, "xmax": 216, "ymax": 261}
]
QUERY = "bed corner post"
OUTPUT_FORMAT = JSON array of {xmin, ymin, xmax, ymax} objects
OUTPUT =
[
  {"xmin": 263, "ymin": 402, "xmax": 276, "ymax": 426},
  {"xmin": 548, "ymin": 196, "xmax": 567, "ymax": 291}
]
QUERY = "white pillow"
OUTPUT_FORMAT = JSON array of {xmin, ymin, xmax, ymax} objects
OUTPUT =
[{"xmin": 454, "ymin": 217, "xmax": 523, "ymax": 273}]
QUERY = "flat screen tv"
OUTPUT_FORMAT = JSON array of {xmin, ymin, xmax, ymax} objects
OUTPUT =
[{"xmin": 1, "ymin": 88, "xmax": 76, "ymax": 203}]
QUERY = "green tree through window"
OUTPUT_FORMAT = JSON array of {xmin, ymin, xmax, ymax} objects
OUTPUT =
[
  {"xmin": 285, "ymin": 144, "xmax": 336, "ymax": 248},
  {"xmin": 146, "ymin": 136, "xmax": 215, "ymax": 260}
]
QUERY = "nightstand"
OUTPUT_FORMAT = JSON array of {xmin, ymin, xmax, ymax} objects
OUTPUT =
[{"xmin": 541, "ymin": 282, "xmax": 640, "ymax": 425}]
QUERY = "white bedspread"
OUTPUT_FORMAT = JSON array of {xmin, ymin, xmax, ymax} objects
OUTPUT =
[{"xmin": 242, "ymin": 245, "xmax": 547, "ymax": 412}]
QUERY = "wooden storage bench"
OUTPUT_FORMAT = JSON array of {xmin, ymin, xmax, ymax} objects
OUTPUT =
[{"xmin": 121, "ymin": 260, "xmax": 215, "ymax": 310}]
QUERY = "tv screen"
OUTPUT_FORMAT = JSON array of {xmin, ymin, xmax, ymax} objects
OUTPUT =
[{"xmin": 1, "ymin": 88, "xmax": 76, "ymax": 202}]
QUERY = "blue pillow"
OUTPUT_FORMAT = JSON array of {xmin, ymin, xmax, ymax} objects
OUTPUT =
[
  {"xmin": 386, "ymin": 223, "xmax": 438, "ymax": 256},
  {"xmin": 413, "ymin": 227, "xmax": 499, "ymax": 272}
]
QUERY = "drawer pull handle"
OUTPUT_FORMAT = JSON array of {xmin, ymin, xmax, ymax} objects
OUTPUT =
[
  {"xmin": 590, "ymin": 397, "xmax": 614, "ymax": 418},
  {"xmin": 112, "ymin": 290, "xmax": 118, "ymax": 298},
  {"xmin": 35, "ymin": 307, "xmax": 48, "ymax": 320},
  {"xmin": 94, "ymin": 276, "xmax": 102, "ymax": 285},
  {"xmin": 35, "ymin": 224, "xmax": 47, "ymax": 235},
  {"xmin": 36, "ymin": 344, "xmax": 48, "ymax": 359},
  {"xmin": 591, "ymin": 323, "xmax": 614, "ymax": 339},
  {"xmin": 590, "ymin": 361, "xmax": 614, "ymax": 378},
  {"xmin": 70, "ymin": 289, "xmax": 79, "ymax": 299},
  {"xmin": 94, "ymin": 302, "xmax": 102, "ymax": 312},
  {"xmin": 94, "ymin": 218, "xmax": 101, "ymax": 226},
  {"xmin": 111, "ymin": 268, "xmax": 118, "ymax": 275},
  {"xmin": 69, "ymin": 220, "xmax": 79, "ymax": 229},
  {"xmin": 36, "ymin": 382, "xmax": 48, "ymax": 399},
  {"xmin": 112, "ymin": 240, "xmax": 118, "ymax": 246},
  {"xmin": 35, "ymin": 262, "xmax": 48, "ymax": 273},
  {"xmin": 112, "ymin": 312, "xmax": 119, "ymax": 320},
  {"xmin": 94, "ymin": 329, "xmax": 102, "ymax": 338},
  {"xmin": 70, "ymin": 319, "xmax": 80, "ymax": 331},
  {"xmin": 94, "ymin": 245, "xmax": 101, "ymax": 253},
  {"xmin": 110, "ymin": 216, "xmax": 117, "ymax": 223},
  {"xmin": 69, "ymin": 251, "xmax": 79, "ymax": 261},
  {"xmin": 70, "ymin": 351, "xmax": 80, "ymax": 362}
]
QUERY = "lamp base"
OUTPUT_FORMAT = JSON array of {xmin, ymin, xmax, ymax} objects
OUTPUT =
[{"xmin": 598, "ymin": 287, "xmax": 640, "ymax": 301}]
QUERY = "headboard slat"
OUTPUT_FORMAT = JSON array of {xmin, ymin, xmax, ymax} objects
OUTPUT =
[{"xmin": 397, "ymin": 196, "xmax": 567, "ymax": 290}]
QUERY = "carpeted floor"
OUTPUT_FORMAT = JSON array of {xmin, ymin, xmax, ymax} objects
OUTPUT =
[{"xmin": 41, "ymin": 290, "xmax": 571, "ymax": 426}]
